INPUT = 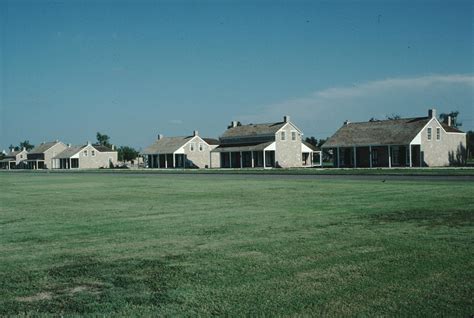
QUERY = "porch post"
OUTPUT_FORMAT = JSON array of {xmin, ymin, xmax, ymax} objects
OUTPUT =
[
  {"xmin": 388, "ymin": 145, "xmax": 392, "ymax": 168},
  {"xmin": 69, "ymin": 158, "xmax": 71, "ymax": 169},
  {"xmin": 229, "ymin": 152, "xmax": 232, "ymax": 168},
  {"xmin": 251, "ymin": 151, "xmax": 254, "ymax": 168},
  {"xmin": 353, "ymin": 146, "xmax": 357, "ymax": 168},
  {"xmin": 336, "ymin": 147, "xmax": 340, "ymax": 168},
  {"xmin": 369, "ymin": 146, "xmax": 373, "ymax": 168},
  {"xmin": 263, "ymin": 151, "xmax": 266, "ymax": 169},
  {"xmin": 240, "ymin": 152, "xmax": 243, "ymax": 168},
  {"xmin": 165, "ymin": 154, "xmax": 168, "ymax": 169},
  {"xmin": 420, "ymin": 147, "xmax": 422, "ymax": 167},
  {"xmin": 172, "ymin": 153, "xmax": 175, "ymax": 168},
  {"xmin": 409, "ymin": 145, "xmax": 412, "ymax": 168}
]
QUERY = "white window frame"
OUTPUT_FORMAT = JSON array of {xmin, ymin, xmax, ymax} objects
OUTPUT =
[
  {"xmin": 84, "ymin": 150, "xmax": 88, "ymax": 157},
  {"xmin": 436, "ymin": 127, "xmax": 440, "ymax": 141},
  {"xmin": 427, "ymin": 127, "xmax": 432, "ymax": 141},
  {"xmin": 291, "ymin": 131, "xmax": 297, "ymax": 141},
  {"xmin": 281, "ymin": 131, "xmax": 286, "ymax": 141}
]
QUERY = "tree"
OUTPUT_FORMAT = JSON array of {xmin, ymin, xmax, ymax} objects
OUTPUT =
[
  {"xmin": 305, "ymin": 136, "xmax": 318, "ymax": 147},
  {"xmin": 386, "ymin": 114, "xmax": 401, "ymax": 120},
  {"xmin": 8, "ymin": 144, "xmax": 19, "ymax": 152},
  {"xmin": 439, "ymin": 111, "xmax": 462, "ymax": 128},
  {"xmin": 467, "ymin": 130, "xmax": 474, "ymax": 160},
  {"xmin": 96, "ymin": 132, "xmax": 112, "ymax": 148},
  {"xmin": 19, "ymin": 140, "xmax": 34, "ymax": 151},
  {"xmin": 118, "ymin": 146, "xmax": 140, "ymax": 162}
]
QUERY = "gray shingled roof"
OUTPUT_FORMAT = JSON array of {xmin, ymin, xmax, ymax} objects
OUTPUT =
[
  {"xmin": 53, "ymin": 146, "xmax": 85, "ymax": 159},
  {"xmin": 142, "ymin": 136, "xmax": 193, "ymax": 154},
  {"xmin": 221, "ymin": 122, "xmax": 286, "ymax": 139},
  {"xmin": 28, "ymin": 141, "xmax": 61, "ymax": 154},
  {"xmin": 302, "ymin": 141, "xmax": 320, "ymax": 151},
  {"xmin": 203, "ymin": 138, "xmax": 220, "ymax": 145},
  {"xmin": 92, "ymin": 144, "xmax": 115, "ymax": 152},
  {"xmin": 322, "ymin": 117, "xmax": 432, "ymax": 148},
  {"xmin": 212, "ymin": 141, "xmax": 274, "ymax": 153}
]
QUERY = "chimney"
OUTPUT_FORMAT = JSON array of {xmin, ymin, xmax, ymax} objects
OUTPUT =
[
  {"xmin": 10, "ymin": 147, "xmax": 14, "ymax": 153},
  {"xmin": 111, "ymin": 144, "xmax": 115, "ymax": 150},
  {"xmin": 87, "ymin": 141, "xmax": 91, "ymax": 146},
  {"xmin": 447, "ymin": 116, "xmax": 452, "ymax": 127},
  {"xmin": 22, "ymin": 147, "xmax": 26, "ymax": 151},
  {"xmin": 67, "ymin": 143, "xmax": 71, "ymax": 147},
  {"xmin": 231, "ymin": 121, "xmax": 238, "ymax": 128},
  {"xmin": 344, "ymin": 120, "xmax": 351, "ymax": 125},
  {"xmin": 428, "ymin": 108, "xmax": 437, "ymax": 119},
  {"xmin": 193, "ymin": 130, "xmax": 199, "ymax": 137},
  {"xmin": 157, "ymin": 134, "xmax": 164, "ymax": 140},
  {"xmin": 284, "ymin": 115, "xmax": 290, "ymax": 123}
]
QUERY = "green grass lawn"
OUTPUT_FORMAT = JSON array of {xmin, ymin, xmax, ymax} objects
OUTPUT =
[{"xmin": 1, "ymin": 173, "xmax": 473, "ymax": 316}]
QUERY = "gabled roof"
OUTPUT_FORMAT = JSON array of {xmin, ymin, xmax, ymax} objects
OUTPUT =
[
  {"xmin": 28, "ymin": 141, "xmax": 62, "ymax": 154},
  {"xmin": 221, "ymin": 122, "xmax": 287, "ymax": 139},
  {"xmin": 441, "ymin": 123, "xmax": 463, "ymax": 133},
  {"xmin": 212, "ymin": 141, "xmax": 274, "ymax": 153},
  {"xmin": 322, "ymin": 117, "xmax": 433, "ymax": 148},
  {"xmin": 142, "ymin": 136, "xmax": 194, "ymax": 154},
  {"xmin": 203, "ymin": 138, "xmax": 220, "ymax": 145},
  {"xmin": 54, "ymin": 146, "xmax": 85, "ymax": 159},
  {"xmin": 8, "ymin": 149, "xmax": 26, "ymax": 156},
  {"xmin": 302, "ymin": 141, "xmax": 320, "ymax": 151},
  {"xmin": 92, "ymin": 144, "xmax": 115, "ymax": 152}
]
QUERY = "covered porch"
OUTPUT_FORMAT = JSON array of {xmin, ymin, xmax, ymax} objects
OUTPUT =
[
  {"xmin": 213, "ymin": 142, "xmax": 276, "ymax": 168},
  {"xmin": 26, "ymin": 160, "xmax": 46, "ymax": 170},
  {"xmin": 146, "ymin": 153, "xmax": 188, "ymax": 169},
  {"xmin": 331, "ymin": 144, "xmax": 422, "ymax": 168},
  {"xmin": 0, "ymin": 159, "xmax": 16, "ymax": 169}
]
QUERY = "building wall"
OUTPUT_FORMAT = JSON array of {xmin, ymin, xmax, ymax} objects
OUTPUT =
[
  {"xmin": 274, "ymin": 123, "xmax": 303, "ymax": 168},
  {"xmin": 210, "ymin": 152, "xmax": 221, "ymax": 168},
  {"xmin": 183, "ymin": 136, "xmax": 213, "ymax": 168},
  {"xmin": 44, "ymin": 143, "xmax": 67, "ymax": 169},
  {"xmin": 15, "ymin": 150, "xmax": 28, "ymax": 165},
  {"xmin": 77, "ymin": 144, "xmax": 118, "ymax": 169},
  {"xmin": 419, "ymin": 119, "xmax": 466, "ymax": 166}
]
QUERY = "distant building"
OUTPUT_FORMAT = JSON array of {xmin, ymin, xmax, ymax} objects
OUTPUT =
[
  {"xmin": 26, "ymin": 141, "xmax": 67, "ymax": 169},
  {"xmin": 211, "ymin": 116, "xmax": 320, "ymax": 168},
  {"xmin": 53, "ymin": 142, "xmax": 118, "ymax": 169},
  {"xmin": 322, "ymin": 109, "xmax": 466, "ymax": 167},
  {"xmin": 142, "ymin": 131, "xmax": 219, "ymax": 168},
  {"xmin": 0, "ymin": 148, "xmax": 28, "ymax": 169}
]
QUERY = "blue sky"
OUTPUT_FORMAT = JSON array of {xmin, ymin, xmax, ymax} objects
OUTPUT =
[{"xmin": 1, "ymin": 0, "xmax": 473, "ymax": 150}]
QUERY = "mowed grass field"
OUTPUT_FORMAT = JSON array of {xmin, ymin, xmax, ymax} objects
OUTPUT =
[{"xmin": 0, "ymin": 173, "xmax": 473, "ymax": 316}]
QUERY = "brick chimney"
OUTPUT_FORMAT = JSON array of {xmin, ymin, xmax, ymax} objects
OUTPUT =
[
  {"xmin": 157, "ymin": 134, "xmax": 164, "ymax": 140},
  {"xmin": 193, "ymin": 130, "xmax": 199, "ymax": 137},
  {"xmin": 428, "ymin": 108, "xmax": 437, "ymax": 119},
  {"xmin": 284, "ymin": 115, "xmax": 290, "ymax": 123}
]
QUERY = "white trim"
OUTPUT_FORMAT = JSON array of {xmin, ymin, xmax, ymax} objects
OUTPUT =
[
  {"xmin": 264, "ymin": 142, "xmax": 276, "ymax": 151},
  {"xmin": 301, "ymin": 143, "xmax": 314, "ymax": 153},
  {"xmin": 276, "ymin": 122, "xmax": 303, "ymax": 134}
]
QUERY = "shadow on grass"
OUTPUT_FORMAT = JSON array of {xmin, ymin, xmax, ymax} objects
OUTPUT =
[
  {"xmin": 0, "ymin": 255, "xmax": 185, "ymax": 315},
  {"xmin": 370, "ymin": 209, "xmax": 473, "ymax": 227}
]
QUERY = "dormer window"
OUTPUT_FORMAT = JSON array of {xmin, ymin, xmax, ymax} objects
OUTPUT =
[
  {"xmin": 281, "ymin": 131, "xmax": 286, "ymax": 141},
  {"xmin": 427, "ymin": 128, "xmax": 432, "ymax": 141}
]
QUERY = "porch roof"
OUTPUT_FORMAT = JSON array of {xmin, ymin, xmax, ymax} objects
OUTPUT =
[
  {"xmin": 142, "ymin": 136, "xmax": 193, "ymax": 155},
  {"xmin": 54, "ymin": 146, "xmax": 84, "ymax": 159},
  {"xmin": 212, "ymin": 141, "xmax": 274, "ymax": 153},
  {"xmin": 322, "ymin": 117, "xmax": 431, "ymax": 148},
  {"xmin": 0, "ymin": 158, "xmax": 15, "ymax": 163}
]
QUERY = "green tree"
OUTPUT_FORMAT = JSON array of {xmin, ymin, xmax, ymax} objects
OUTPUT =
[
  {"xmin": 9, "ymin": 144, "xmax": 19, "ymax": 152},
  {"xmin": 439, "ymin": 111, "xmax": 462, "ymax": 128},
  {"xmin": 19, "ymin": 140, "xmax": 34, "ymax": 151},
  {"xmin": 467, "ymin": 131, "xmax": 474, "ymax": 160},
  {"xmin": 96, "ymin": 132, "xmax": 112, "ymax": 148},
  {"xmin": 118, "ymin": 146, "xmax": 140, "ymax": 162},
  {"xmin": 387, "ymin": 114, "xmax": 401, "ymax": 120},
  {"xmin": 304, "ymin": 136, "xmax": 318, "ymax": 147}
]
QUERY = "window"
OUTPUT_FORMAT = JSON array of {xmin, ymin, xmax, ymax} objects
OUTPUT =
[
  {"xmin": 281, "ymin": 131, "xmax": 286, "ymax": 141},
  {"xmin": 427, "ymin": 128, "xmax": 432, "ymax": 141},
  {"xmin": 436, "ymin": 128, "xmax": 440, "ymax": 140},
  {"xmin": 92, "ymin": 150, "xmax": 96, "ymax": 157},
  {"xmin": 199, "ymin": 143, "xmax": 203, "ymax": 152},
  {"xmin": 84, "ymin": 150, "xmax": 88, "ymax": 157},
  {"xmin": 190, "ymin": 143, "xmax": 195, "ymax": 151},
  {"xmin": 291, "ymin": 131, "xmax": 297, "ymax": 141},
  {"xmin": 20, "ymin": 155, "xmax": 23, "ymax": 159}
]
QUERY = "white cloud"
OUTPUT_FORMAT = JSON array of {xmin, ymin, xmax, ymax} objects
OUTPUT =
[{"xmin": 240, "ymin": 74, "xmax": 474, "ymax": 137}]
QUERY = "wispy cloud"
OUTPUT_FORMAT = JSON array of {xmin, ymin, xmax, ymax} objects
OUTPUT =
[{"xmin": 240, "ymin": 74, "xmax": 474, "ymax": 136}]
